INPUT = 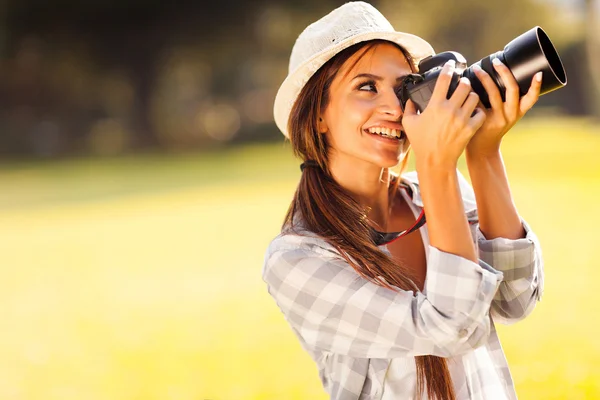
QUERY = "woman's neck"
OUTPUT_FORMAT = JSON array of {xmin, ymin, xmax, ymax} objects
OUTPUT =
[{"xmin": 328, "ymin": 156, "xmax": 395, "ymax": 231}]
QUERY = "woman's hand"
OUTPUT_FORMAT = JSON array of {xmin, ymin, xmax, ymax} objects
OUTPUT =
[
  {"xmin": 403, "ymin": 60, "xmax": 486, "ymax": 170},
  {"xmin": 466, "ymin": 59, "xmax": 543, "ymax": 156}
]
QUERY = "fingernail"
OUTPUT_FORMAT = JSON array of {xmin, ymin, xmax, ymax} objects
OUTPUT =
[
  {"xmin": 492, "ymin": 58, "xmax": 502, "ymax": 66},
  {"xmin": 444, "ymin": 60, "xmax": 455, "ymax": 76},
  {"xmin": 535, "ymin": 71, "xmax": 543, "ymax": 82},
  {"xmin": 473, "ymin": 64, "xmax": 482, "ymax": 72},
  {"xmin": 460, "ymin": 77, "xmax": 470, "ymax": 85},
  {"xmin": 445, "ymin": 59, "xmax": 456, "ymax": 68}
]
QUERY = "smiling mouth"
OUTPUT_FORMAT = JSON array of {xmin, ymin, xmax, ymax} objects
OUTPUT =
[{"xmin": 364, "ymin": 128, "xmax": 407, "ymax": 141}]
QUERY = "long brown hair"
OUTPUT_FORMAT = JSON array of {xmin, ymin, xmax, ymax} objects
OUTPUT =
[{"xmin": 282, "ymin": 40, "xmax": 456, "ymax": 400}]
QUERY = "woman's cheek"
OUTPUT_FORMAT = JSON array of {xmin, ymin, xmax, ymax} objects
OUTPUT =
[{"xmin": 346, "ymin": 98, "xmax": 374, "ymax": 127}]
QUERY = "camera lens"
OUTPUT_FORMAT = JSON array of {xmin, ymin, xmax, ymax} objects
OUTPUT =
[{"xmin": 462, "ymin": 26, "xmax": 567, "ymax": 108}]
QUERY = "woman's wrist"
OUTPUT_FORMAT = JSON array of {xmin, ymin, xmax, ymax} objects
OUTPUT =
[
  {"xmin": 415, "ymin": 155, "xmax": 458, "ymax": 174},
  {"xmin": 465, "ymin": 149, "xmax": 525, "ymax": 239},
  {"xmin": 465, "ymin": 143, "xmax": 502, "ymax": 161}
]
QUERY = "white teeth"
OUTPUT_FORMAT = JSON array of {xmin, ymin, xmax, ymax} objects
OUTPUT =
[
  {"xmin": 367, "ymin": 127, "xmax": 403, "ymax": 138},
  {"xmin": 366, "ymin": 127, "xmax": 406, "ymax": 142}
]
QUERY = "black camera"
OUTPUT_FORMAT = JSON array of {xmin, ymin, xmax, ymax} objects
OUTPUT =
[{"xmin": 397, "ymin": 27, "xmax": 567, "ymax": 112}]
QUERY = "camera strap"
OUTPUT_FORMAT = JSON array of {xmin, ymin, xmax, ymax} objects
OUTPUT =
[
  {"xmin": 370, "ymin": 184, "xmax": 427, "ymax": 246},
  {"xmin": 370, "ymin": 209, "xmax": 426, "ymax": 246}
]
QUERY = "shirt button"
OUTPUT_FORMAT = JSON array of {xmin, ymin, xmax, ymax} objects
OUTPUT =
[{"xmin": 458, "ymin": 328, "xmax": 469, "ymax": 338}]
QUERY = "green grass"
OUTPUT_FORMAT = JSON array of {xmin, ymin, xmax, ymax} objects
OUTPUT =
[{"xmin": 1, "ymin": 116, "xmax": 599, "ymax": 399}]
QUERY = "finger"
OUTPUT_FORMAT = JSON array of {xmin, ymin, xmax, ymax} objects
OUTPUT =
[
  {"xmin": 467, "ymin": 107, "xmax": 487, "ymax": 132},
  {"xmin": 492, "ymin": 58, "xmax": 520, "ymax": 106},
  {"xmin": 457, "ymin": 92, "xmax": 480, "ymax": 121},
  {"xmin": 519, "ymin": 72, "xmax": 543, "ymax": 115},
  {"xmin": 430, "ymin": 60, "xmax": 456, "ymax": 104},
  {"xmin": 448, "ymin": 77, "xmax": 473, "ymax": 109},
  {"xmin": 472, "ymin": 64, "xmax": 503, "ymax": 110},
  {"xmin": 403, "ymin": 98, "xmax": 418, "ymax": 116}
]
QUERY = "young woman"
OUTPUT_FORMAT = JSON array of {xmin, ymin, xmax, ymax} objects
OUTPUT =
[{"xmin": 262, "ymin": 2, "xmax": 544, "ymax": 399}]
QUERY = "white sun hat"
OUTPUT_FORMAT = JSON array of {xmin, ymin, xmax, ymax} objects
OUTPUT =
[{"xmin": 273, "ymin": 1, "xmax": 436, "ymax": 138}]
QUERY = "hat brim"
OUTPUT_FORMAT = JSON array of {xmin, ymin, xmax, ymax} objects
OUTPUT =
[{"xmin": 273, "ymin": 31, "xmax": 435, "ymax": 138}]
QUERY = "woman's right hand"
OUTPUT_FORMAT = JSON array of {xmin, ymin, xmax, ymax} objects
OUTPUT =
[{"xmin": 402, "ymin": 60, "xmax": 486, "ymax": 170}]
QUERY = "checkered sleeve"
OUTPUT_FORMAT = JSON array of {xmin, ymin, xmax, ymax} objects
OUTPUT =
[
  {"xmin": 262, "ymin": 236, "xmax": 504, "ymax": 359},
  {"xmin": 477, "ymin": 219, "xmax": 545, "ymax": 325}
]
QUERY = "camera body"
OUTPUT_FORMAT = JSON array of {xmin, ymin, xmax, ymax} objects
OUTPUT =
[{"xmin": 398, "ymin": 51, "xmax": 469, "ymax": 113}]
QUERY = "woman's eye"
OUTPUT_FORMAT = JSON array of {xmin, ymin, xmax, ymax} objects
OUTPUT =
[{"xmin": 358, "ymin": 82, "xmax": 377, "ymax": 92}]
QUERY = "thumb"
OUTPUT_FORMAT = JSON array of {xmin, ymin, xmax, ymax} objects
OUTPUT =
[{"xmin": 403, "ymin": 99, "xmax": 417, "ymax": 116}]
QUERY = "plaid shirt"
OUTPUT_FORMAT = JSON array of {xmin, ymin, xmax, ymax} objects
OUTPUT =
[{"xmin": 262, "ymin": 171, "xmax": 544, "ymax": 399}]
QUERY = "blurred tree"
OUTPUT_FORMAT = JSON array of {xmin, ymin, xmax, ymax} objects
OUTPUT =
[
  {"xmin": 0, "ymin": 0, "xmax": 6, "ymax": 57},
  {"xmin": 379, "ymin": 0, "xmax": 558, "ymax": 61},
  {"xmin": 0, "ymin": 0, "xmax": 594, "ymax": 157},
  {"xmin": 4, "ymin": 0, "xmax": 273, "ymax": 150},
  {"xmin": 2, "ymin": 0, "xmax": 350, "ymax": 155}
]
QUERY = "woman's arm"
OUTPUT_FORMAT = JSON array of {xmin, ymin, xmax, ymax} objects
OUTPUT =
[
  {"xmin": 465, "ymin": 149, "xmax": 524, "ymax": 239},
  {"xmin": 417, "ymin": 163, "xmax": 478, "ymax": 262},
  {"xmin": 402, "ymin": 60, "xmax": 486, "ymax": 264}
]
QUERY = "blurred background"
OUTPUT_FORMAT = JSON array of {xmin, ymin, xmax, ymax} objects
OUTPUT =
[{"xmin": 1, "ymin": 0, "xmax": 599, "ymax": 399}]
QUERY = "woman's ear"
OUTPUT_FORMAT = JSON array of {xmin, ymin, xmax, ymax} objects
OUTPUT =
[{"xmin": 318, "ymin": 117, "xmax": 328, "ymax": 134}]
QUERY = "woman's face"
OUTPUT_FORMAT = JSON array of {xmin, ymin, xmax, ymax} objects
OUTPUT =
[{"xmin": 320, "ymin": 42, "xmax": 412, "ymax": 169}]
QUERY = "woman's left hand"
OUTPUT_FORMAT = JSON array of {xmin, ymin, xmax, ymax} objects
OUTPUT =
[{"xmin": 467, "ymin": 59, "xmax": 543, "ymax": 156}]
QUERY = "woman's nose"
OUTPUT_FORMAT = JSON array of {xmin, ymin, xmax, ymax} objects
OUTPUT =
[{"xmin": 377, "ymin": 90, "xmax": 403, "ymax": 119}]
